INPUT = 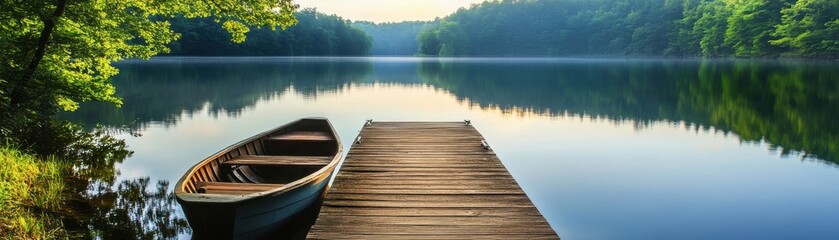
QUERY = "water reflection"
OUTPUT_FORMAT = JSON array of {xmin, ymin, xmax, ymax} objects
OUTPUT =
[
  {"xmin": 59, "ymin": 57, "xmax": 839, "ymax": 239},
  {"xmin": 68, "ymin": 57, "xmax": 839, "ymax": 165},
  {"xmin": 64, "ymin": 176, "xmax": 321, "ymax": 239},
  {"xmin": 417, "ymin": 59, "xmax": 839, "ymax": 164},
  {"xmin": 29, "ymin": 123, "xmax": 189, "ymax": 239},
  {"xmin": 75, "ymin": 178, "xmax": 190, "ymax": 239},
  {"xmin": 66, "ymin": 58, "xmax": 374, "ymax": 129}
]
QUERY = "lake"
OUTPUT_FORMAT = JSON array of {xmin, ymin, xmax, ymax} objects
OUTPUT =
[{"xmin": 66, "ymin": 57, "xmax": 839, "ymax": 239}]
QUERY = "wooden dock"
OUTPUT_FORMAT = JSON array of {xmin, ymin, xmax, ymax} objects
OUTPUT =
[{"xmin": 306, "ymin": 121, "xmax": 558, "ymax": 239}]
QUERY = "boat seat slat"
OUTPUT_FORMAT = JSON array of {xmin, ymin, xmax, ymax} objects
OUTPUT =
[
  {"xmin": 222, "ymin": 155, "xmax": 332, "ymax": 167},
  {"xmin": 267, "ymin": 131, "xmax": 333, "ymax": 141},
  {"xmin": 195, "ymin": 181, "xmax": 283, "ymax": 194}
]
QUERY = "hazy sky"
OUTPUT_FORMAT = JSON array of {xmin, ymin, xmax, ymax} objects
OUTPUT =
[{"xmin": 294, "ymin": 0, "xmax": 487, "ymax": 23}]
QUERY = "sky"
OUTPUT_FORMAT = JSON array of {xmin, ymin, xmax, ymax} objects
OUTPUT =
[{"xmin": 293, "ymin": 0, "xmax": 488, "ymax": 23}]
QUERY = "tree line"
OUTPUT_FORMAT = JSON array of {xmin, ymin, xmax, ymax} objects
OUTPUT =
[
  {"xmin": 417, "ymin": 0, "xmax": 839, "ymax": 58},
  {"xmin": 168, "ymin": 9, "xmax": 371, "ymax": 56}
]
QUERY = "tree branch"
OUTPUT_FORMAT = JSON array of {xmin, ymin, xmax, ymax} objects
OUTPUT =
[{"xmin": 9, "ymin": 0, "xmax": 68, "ymax": 107}]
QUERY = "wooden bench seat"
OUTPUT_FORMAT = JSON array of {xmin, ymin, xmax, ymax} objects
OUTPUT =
[
  {"xmin": 267, "ymin": 131, "xmax": 333, "ymax": 141},
  {"xmin": 195, "ymin": 181, "xmax": 283, "ymax": 195},
  {"xmin": 222, "ymin": 155, "xmax": 332, "ymax": 167}
]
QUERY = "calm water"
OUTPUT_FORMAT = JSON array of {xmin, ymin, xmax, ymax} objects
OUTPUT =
[{"xmin": 67, "ymin": 57, "xmax": 839, "ymax": 239}]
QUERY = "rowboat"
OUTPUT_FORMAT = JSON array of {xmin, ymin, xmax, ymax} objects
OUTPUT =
[{"xmin": 175, "ymin": 118, "xmax": 342, "ymax": 239}]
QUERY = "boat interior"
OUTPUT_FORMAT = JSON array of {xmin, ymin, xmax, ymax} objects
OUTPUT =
[{"xmin": 182, "ymin": 119, "xmax": 339, "ymax": 195}]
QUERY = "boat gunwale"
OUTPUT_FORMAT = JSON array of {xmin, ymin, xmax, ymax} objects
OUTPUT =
[{"xmin": 174, "ymin": 117, "xmax": 343, "ymax": 204}]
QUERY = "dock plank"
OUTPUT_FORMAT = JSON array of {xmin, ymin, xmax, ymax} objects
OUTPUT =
[{"xmin": 306, "ymin": 121, "xmax": 558, "ymax": 239}]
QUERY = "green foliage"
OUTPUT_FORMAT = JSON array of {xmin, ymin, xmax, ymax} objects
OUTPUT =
[
  {"xmin": 0, "ymin": 147, "xmax": 66, "ymax": 239},
  {"xmin": 3, "ymin": 119, "xmax": 131, "ymax": 184},
  {"xmin": 724, "ymin": 0, "xmax": 791, "ymax": 56},
  {"xmin": 0, "ymin": 0, "xmax": 299, "ymax": 152},
  {"xmin": 417, "ymin": 0, "xmax": 691, "ymax": 56},
  {"xmin": 671, "ymin": 0, "xmax": 704, "ymax": 55},
  {"xmin": 0, "ymin": 123, "xmax": 178, "ymax": 238},
  {"xmin": 415, "ymin": 0, "xmax": 838, "ymax": 58},
  {"xmin": 772, "ymin": 0, "xmax": 839, "ymax": 57},
  {"xmin": 168, "ymin": 9, "xmax": 371, "ymax": 56},
  {"xmin": 695, "ymin": 0, "xmax": 733, "ymax": 56},
  {"xmin": 417, "ymin": 25, "xmax": 443, "ymax": 56},
  {"xmin": 0, "ymin": 123, "xmax": 174, "ymax": 238},
  {"xmin": 417, "ymin": 21, "xmax": 466, "ymax": 56}
]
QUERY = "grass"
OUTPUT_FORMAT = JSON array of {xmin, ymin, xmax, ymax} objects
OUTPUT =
[{"xmin": 0, "ymin": 146, "xmax": 66, "ymax": 239}]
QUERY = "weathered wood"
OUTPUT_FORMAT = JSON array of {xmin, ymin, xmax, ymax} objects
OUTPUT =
[
  {"xmin": 336, "ymin": 171, "xmax": 513, "ymax": 177},
  {"xmin": 344, "ymin": 156, "xmax": 494, "ymax": 161},
  {"xmin": 307, "ymin": 122, "xmax": 558, "ymax": 239},
  {"xmin": 322, "ymin": 199, "xmax": 536, "ymax": 208},
  {"xmin": 324, "ymin": 193, "xmax": 530, "ymax": 201},
  {"xmin": 340, "ymin": 163, "xmax": 507, "ymax": 168},
  {"xmin": 268, "ymin": 131, "xmax": 333, "ymax": 141},
  {"xmin": 326, "ymin": 188, "xmax": 526, "ymax": 195},
  {"xmin": 314, "ymin": 216, "xmax": 552, "ymax": 226},
  {"xmin": 309, "ymin": 225, "xmax": 557, "ymax": 235},
  {"xmin": 330, "ymin": 179, "xmax": 517, "ymax": 185},
  {"xmin": 318, "ymin": 207, "xmax": 544, "ymax": 217},
  {"xmin": 176, "ymin": 118, "xmax": 343, "ymax": 239},
  {"xmin": 221, "ymin": 155, "xmax": 332, "ymax": 167},
  {"xmin": 195, "ymin": 181, "xmax": 284, "ymax": 194},
  {"xmin": 330, "ymin": 183, "xmax": 526, "ymax": 190},
  {"xmin": 308, "ymin": 234, "xmax": 560, "ymax": 240}
]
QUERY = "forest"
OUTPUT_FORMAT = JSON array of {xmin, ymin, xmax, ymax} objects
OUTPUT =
[
  {"xmin": 417, "ymin": 0, "xmax": 839, "ymax": 57},
  {"xmin": 353, "ymin": 21, "xmax": 431, "ymax": 55},
  {"xmin": 125, "ymin": 0, "xmax": 839, "ymax": 58},
  {"xmin": 167, "ymin": 9, "xmax": 371, "ymax": 56}
]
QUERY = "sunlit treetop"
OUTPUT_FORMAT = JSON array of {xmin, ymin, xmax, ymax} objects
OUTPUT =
[
  {"xmin": 771, "ymin": 0, "xmax": 839, "ymax": 57},
  {"xmin": 0, "ymin": 0, "xmax": 299, "ymax": 115}
]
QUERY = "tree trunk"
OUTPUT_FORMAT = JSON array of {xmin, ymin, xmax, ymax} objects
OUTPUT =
[{"xmin": 8, "ymin": 0, "xmax": 68, "ymax": 107}]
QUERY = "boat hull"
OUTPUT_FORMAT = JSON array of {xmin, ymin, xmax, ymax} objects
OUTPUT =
[
  {"xmin": 174, "ymin": 118, "xmax": 342, "ymax": 239},
  {"xmin": 181, "ymin": 171, "xmax": 332, "ymax": 239}
]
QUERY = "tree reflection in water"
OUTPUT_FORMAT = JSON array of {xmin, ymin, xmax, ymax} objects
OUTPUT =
[
  {"xmin": 54, "ymin": 124, "xmax": 321, "ymax": 239},
  {"xmin": 61, "ymin": 176, "xmax": 190, "ymax": 239},
  {"xmin": 66, "ymin": 58, "xmax": 839, "ymax": 165},
  {"xmin": 417, "ymin": 59, "xmax": 839, "ymax": 165},
  {"xmin": 56, "ymin": 57, "xmax": 838, "ymax": 238},
  {"xmin": 81, "ymin": 178, "xmax": 190, "ymax": 239},
  {"xmin": 50, "ymin": 125, "xmax": 190, "ymax": 239}
]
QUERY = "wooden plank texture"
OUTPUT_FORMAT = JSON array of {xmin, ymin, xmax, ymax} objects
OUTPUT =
[
  {"xmin": 221, "ymin": 155, "xmax": 332, "ymax": 166},
  {"xmin": 269, "ymin": 131, "xmax": 334, "ymax": 141},
  {"xmin": 195, "ymin": 181, "xmax": 283, "ymax": 195},
  {"xmin": 307, "ymin": 121, "xmax": 558, "ymax": 239}
]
